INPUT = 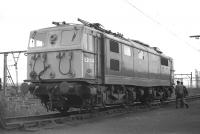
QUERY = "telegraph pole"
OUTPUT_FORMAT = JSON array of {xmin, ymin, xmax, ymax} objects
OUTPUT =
[
  {"xmin": 190, "ymin": 72, "xmax": 192, "ymax": 88},
  {"xmin": 190, "ymin": 35, "xmax": 200, "ymax": 88},
  {"xmin": 3, "ymin": 53, "xmax": 8, "ymax": 95}
]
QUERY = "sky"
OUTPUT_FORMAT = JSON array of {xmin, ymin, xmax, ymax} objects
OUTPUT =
[{"xmin": 0, "ymin": 0, "xmax": 200, "ymax": 82}]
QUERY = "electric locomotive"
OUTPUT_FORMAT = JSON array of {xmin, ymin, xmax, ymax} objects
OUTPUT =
[{"xmin": 22, "ymin": 18, "xmax": 174, "ymax": 112}]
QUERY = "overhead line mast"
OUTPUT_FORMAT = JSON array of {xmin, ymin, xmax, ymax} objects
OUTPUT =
[{"xmin": 0, "ymin": 50, "xmax": 26, "ymax": 95}]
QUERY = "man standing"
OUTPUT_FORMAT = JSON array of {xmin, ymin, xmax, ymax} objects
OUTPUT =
[
  {"xmin": 175, "ymin": 81, "xmax": 186, "ymax": 108},
  {"xmin": 181, "ymin": 82, "xmax": 189, "ymax": 108}
]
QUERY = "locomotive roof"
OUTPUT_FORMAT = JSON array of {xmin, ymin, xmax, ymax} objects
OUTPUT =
[
  {"xmin": 32, "ymin": 23, "xmax": 83, "ymax": 32},
  {"xmin": 32, "ymin": 22, "xmax": 171, "ymax": 59},
  {"xmin": 98, "ymin": 26, "xmax": 170, "ymax": 58}
]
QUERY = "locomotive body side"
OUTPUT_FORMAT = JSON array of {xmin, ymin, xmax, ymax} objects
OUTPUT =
[{"xmin": 103, "ymin": 35, "xmax": 173, "ymax": 87}]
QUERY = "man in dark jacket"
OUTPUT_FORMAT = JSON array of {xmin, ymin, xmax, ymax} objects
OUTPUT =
[
  {"xmin": 181, "ymin": 82, "xmax": 189, "ymax": 108},
  {"xmin": 175, "ymin": 81, "xmax": 189, "ymax": 108},
  {"xmin": 175, "ymin": 81, "xmax": 183, "ymax": 108}
]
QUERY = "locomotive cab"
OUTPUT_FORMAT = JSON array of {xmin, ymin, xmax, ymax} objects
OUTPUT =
[
  {"xmin": 25, "ymin": 23, "xmax": 102, "ymax": 112},
  {"xmin": 27, "ymin": 24, "xmax": 101, "ymax": 82}
]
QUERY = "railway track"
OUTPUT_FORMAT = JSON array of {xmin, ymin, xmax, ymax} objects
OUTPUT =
[{"xmin": 1, "ymin": 94, "xmax": 200, "ymax": 130}]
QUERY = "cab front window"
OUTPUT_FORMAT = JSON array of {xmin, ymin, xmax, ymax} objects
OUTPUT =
[
  {"xmin": 61, "ymin": 29, "xmax": 81, "ymax": 45},
  {"xmin": 29, "ymin": 32, "xmax": 46, "ymax": 48}
]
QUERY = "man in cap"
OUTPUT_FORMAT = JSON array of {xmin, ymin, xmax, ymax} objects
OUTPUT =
[
  {"xmin": 175, "ymin": 81, "xmax": 185, "ymax": 108},
  {"xmin": 180, "ymin": 81, "xmax": 189, "ymax": 108}
]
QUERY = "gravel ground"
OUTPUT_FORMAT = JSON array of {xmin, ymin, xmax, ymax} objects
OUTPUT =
[{"xmin": 1, "ymin": 99, "xmax": 200, "ymax": 134}]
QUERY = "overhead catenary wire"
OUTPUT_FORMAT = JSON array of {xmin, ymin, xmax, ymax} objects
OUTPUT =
[{"xmin": 123, "ymin": 0, "xmax": 200, "ymax": 52}]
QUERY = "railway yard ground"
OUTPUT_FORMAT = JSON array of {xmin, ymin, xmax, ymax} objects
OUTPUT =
[{"xmin": 0, "ymin": 88, "xmax": 200, "ymax": 134}]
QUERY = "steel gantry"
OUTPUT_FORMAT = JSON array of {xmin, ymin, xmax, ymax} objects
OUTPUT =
[
  {"xmin": 0, "ymin": 50, "xmax": 26, "ymax": 95},
  {"xmin": 174, "ymin": 72, "xmax": 192, "ymax": 87}
]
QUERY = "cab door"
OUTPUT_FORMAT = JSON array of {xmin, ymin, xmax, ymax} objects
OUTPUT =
[
  {"xmin": 82, "ymin": 31, "xmax": 104, "ymax": 83},
  {"xmin": 82, "ymin": 33, "xmax": 95, "ymax": 79},
  {"xmin": 94, "ymin": 34, "xmax": 104, "ymax": 84}
]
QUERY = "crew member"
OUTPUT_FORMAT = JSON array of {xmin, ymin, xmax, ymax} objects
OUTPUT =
[
  {"xmin": 181, "ymin": 82, "xmax": 189, "ymax": 108},
  {"xmin": 175, "ymin": 81, "xmax": 184, "ymax": 108}
]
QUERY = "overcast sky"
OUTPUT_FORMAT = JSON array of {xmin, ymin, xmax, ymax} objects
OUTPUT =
[{"xmin": 0, "ymin": 0, "xmax": 200, "ymax": 82}]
